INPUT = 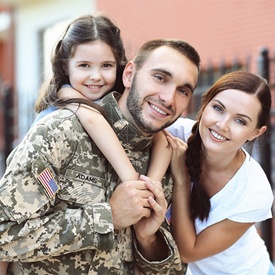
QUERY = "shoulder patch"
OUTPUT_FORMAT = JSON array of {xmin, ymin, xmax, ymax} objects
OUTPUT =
[{"xmin": 38, "ymin": 167, "xmax": 59, "ymax": 199}]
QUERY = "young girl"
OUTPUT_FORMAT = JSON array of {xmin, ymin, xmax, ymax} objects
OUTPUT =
[
  {"xmin": 35, "ymin": 14, "xmax": 171, "ymax": 183},
  {"xmin": 0, "ymin": 14, "xmax": 172, "ymax": 275},
  {"xmin": 167, "ymin": 71, "xmax": 275, "ymax": 274}
]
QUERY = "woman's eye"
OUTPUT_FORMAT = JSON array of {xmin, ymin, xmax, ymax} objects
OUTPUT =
[
  {"xmin": 213, "ymin": 104, "xmax": 223, "ymax": 113},
  {"xmin": 235, "ymin": 118, "xmax": 246, "ymax": 126}
]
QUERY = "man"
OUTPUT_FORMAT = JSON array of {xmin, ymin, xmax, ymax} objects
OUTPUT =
[{"xmin": 0, "ymin": 39, "xmax": 200, "ymax": 274}]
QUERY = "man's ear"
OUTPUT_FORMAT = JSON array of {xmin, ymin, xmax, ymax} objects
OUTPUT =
[
  {"xmin": 248, "ymin": 125, "xmax": 267, "ymax": 141},
  {"xmin": 122, "ymin": 61, "xmax": 135, "ymax": 88}
]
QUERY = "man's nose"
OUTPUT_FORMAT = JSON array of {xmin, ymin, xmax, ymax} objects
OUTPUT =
[{"xmin": 159, "ymin": 88, "xmax": 176, "ymax": 106}]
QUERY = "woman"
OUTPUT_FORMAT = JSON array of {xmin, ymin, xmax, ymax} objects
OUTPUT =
[{"xmin": 168, "ymin": 71, "xmax": 275, "ymax": 274}]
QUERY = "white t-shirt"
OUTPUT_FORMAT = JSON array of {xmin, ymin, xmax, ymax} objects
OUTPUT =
[
  {"xmin": 167, "ymin": 118, "xmax": 274, "ymax": 275},
  {"xmin": 166, "ymin": 117, "xmax": 195, "ymax": 142}
]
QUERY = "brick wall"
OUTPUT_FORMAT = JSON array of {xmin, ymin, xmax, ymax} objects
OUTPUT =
[{"xmin": 97, "ymin": 0, "xmax": 275, "ymax": 73}]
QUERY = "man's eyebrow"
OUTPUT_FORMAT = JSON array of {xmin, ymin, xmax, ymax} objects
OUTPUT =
[{"xmin": 152, "ymin": 68, "xmax": 172, "ymax": 78}]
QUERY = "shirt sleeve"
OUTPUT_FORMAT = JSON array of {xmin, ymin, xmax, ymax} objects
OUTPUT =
[
  {"xmin": 133, "ymin": 227, "xmax": 186, "ymax": 274},
  {"xmin": 0, "ymin": 118, "xmax": 114, "ymax": 262},
  {"xmin": 32, "ymin": 106, "xmax": 59, "ymax": 125},
  {"xmin": 166, "ymin": 117, "xmax": 195, "ymax": 142}
]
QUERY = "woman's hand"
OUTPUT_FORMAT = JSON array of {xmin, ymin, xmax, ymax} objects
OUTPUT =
[{"xmin": 164, "ymin": 130, "xmax": 188, "ymax": 177}]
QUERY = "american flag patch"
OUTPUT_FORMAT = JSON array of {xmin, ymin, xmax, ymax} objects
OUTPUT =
[
  {"xmin": 165, "ymin": 204, "xmax": 172, "ymax": 225},
  {"xmin": 38, "ymin": 167, "xmax": 59, "ymax": 198}
]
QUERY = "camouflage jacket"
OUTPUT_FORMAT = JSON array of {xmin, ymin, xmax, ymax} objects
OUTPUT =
[{"xmin": 0, "ymin": 92, "xmax": 185, "ymax": 274}]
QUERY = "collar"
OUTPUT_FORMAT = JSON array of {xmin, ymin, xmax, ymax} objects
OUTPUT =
[{"xmin": 100, "ymin": 92, "xmax": 152, "ymax": 151}]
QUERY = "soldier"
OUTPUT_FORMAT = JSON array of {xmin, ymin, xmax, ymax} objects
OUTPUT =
[{"xmin": 0, "ymin": 38, "xmax": 200, "ymax": 274}]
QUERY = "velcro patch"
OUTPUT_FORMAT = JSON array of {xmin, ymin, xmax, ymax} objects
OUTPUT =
[{"xmin": 37, "ymin": 167, "xmax": 59, "ymax": 198}]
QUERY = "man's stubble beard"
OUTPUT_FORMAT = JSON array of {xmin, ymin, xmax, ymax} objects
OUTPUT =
[{"xmin": 126, "ymin": 75, "xmax": 180, "ymax": 134}]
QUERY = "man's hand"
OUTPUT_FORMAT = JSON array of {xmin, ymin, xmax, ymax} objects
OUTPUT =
[{"xmin": 110, "ymin": 180, "xmax": 154, "ymax": 229}]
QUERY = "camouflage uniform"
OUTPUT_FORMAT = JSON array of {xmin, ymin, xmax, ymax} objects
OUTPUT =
[{"xmin": 0, "ymin": 92, "xmax": 185, "ymax": 274}]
